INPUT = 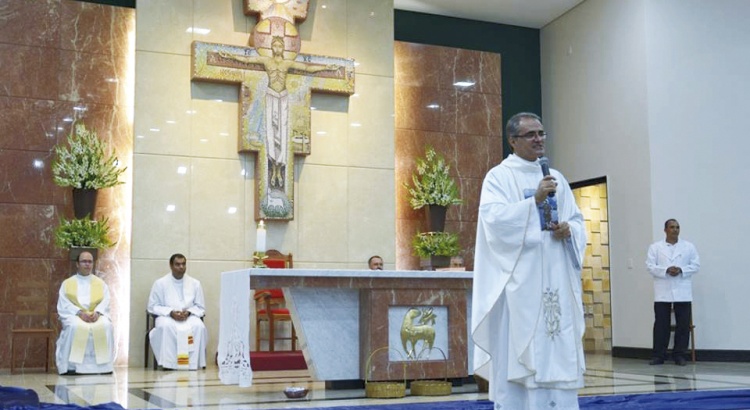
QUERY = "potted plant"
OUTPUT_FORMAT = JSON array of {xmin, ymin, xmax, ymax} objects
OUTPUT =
[
  {"xmin": 52, "ymin": 123, "xmax": 126, "ymax": 218},
  {"xmin": 54, "ymin": 215, "xmax": 115, "ymax": 261},
  {"xmin": 412, "ymin": 231, "xmax": 460, "ymax": 269},
  {"xmin": 403, "ymin": 146, "xmax": 462, "ymax": 232}
]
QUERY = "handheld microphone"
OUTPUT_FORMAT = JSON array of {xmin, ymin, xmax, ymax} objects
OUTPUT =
[{"xmin": 538, "ymin": 157, "xmax": 555, "ymax": 197}]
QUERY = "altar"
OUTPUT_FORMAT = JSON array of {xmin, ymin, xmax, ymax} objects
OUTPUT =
[{"xmin": 217, "ymin": 268, "xmax": 473, "ymax": 386}]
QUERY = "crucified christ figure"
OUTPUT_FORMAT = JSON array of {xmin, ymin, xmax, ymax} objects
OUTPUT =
[{"xmin": 221, "ymin": 37, "xmax": 339, "ymax": 190}]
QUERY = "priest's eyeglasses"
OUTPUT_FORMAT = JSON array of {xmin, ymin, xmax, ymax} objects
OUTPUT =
[{"xmin": 515, "ymin": 131, "xmax": 547, "ymax": 140}]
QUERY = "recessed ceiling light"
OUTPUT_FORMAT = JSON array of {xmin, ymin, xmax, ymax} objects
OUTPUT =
[
  {"xmin": 426, "ymin": 104, "xmax": 440, "ymax": 109},
  {"xmin": 166, "ymin": 204, "xmax": 176, "ymax": 212},
  {"xmin": 177, "ymin": 166, "xmax": 187, "ymax": 174}
]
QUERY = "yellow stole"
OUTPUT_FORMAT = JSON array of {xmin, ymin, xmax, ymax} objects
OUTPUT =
[{"xmin": 64, "ymin": 275, "xmax": 110, "ymax": 364}]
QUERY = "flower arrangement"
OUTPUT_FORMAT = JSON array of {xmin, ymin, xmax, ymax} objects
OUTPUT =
[
  {"xmin": 52, "ymin": 123, "xmax": 126, "ymax": 189},
  {"xmin": 54, "ymin": 216, "xmax": 115, "ymax": 249},
  {"xmin": 403, "ymin": 146, "xmax": 462, "ymax": 210},
  {"xmin": 411, "ymin": 232, "xmax": 460, "ymax": 258}
]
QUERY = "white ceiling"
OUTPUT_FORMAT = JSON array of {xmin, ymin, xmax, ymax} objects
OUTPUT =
[{"xmin": 393, "ymin": 0, "xmax": 585, "ymax": 29}]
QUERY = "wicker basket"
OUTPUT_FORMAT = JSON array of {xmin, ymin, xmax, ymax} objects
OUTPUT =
[
  {"xmin": 410, "ymin": 347, "xmax": 452, "ymax": 396},
  {"xmin": 365, "ymin": 347, "xmax": 407, "ymax": 398}
]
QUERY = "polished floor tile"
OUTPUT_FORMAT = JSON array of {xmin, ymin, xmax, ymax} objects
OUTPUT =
[{"xmin": 2, "ymin": 354, "xmax": 750, "ymax": 409}]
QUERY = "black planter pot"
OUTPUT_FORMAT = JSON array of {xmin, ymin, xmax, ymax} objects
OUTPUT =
[
  {"xmin": 426, "ymin": 205, "xmax": 447, "ymax": 233},
  {"xmin": 72, "ymin": 188, "xmax": 98, "ymax": 218},
  {"xmin": 420, "ymin": 255, "xmax": 450, "ymax": 271}
]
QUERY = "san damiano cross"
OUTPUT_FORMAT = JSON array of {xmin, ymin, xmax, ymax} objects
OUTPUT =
[{"xmin": 191, "ymin": 0, "xmax": 355, "ymax": 220}]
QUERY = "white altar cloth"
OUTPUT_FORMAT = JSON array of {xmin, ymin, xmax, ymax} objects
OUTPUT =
[{"xmin": 217, "ymin": 268, "xmax": 473, "ymax": 386}]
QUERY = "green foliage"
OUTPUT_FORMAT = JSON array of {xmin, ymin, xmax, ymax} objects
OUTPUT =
[
  {"xmin": 54, "ymin": 216, "xmax": 115, "ymax": 249},
  {"xmin": 52, "ymin": 123, "xmax": 126, "ymax": 189},
  {"xmin": 403, "ymin": 146, "xmax": 462, "ymax": 210},
  {"xmin": 411, "ymin": 231, "xmax": 460, "ymax": 258}
]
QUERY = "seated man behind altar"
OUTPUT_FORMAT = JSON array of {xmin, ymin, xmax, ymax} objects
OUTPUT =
[
  {"xmin": 147, "ymin": 253, "xmax": 207, "ymax": 370},
  {"xmin": 56, "ymin": 251, "xmax": 114, "ymax": 375}
]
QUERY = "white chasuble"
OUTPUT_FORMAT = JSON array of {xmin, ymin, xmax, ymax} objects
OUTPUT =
[
  {"xmin": 147, "ymin": 274, "xmax": 207, "ymax": 370},
  {"xmin": 55, "ymin": 274, "xmax": 114, "ymax": 374},
  {"xmin": 471, "ymin": 154, "xmax": 587, "ymax": 410}
]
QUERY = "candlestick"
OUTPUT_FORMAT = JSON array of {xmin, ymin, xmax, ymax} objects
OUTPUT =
[{"xmin": 256, "ymin": 220, "xmax": 266, "ymax": 252}]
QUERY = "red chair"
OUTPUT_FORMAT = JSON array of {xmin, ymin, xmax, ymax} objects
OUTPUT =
[{"xmin": 254, "ymin": 250, "xmax": 297, "ymax": 351}]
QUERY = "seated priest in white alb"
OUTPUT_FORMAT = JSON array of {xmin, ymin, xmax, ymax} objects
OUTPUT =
[
  {"xmin": 56, "ymin": 251, "xmax": 114, "ymax": 375},
  {"xmin": 147, "ymin": 253, "xmax": 207, "ymax": 370}
]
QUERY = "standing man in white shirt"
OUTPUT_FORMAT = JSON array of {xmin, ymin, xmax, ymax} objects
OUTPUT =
[
  {"xmin": 646, "ymin": 219, "xmax": 700, "ymax": 366},
  {"xmin": 148, "ymin": 253, "xmax": 207, "ymax": 370}
]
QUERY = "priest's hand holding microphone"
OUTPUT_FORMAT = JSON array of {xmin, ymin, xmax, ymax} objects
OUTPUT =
[{"xmin": 537, "ymin": 156, "xmax": 570, "ymax": 240}]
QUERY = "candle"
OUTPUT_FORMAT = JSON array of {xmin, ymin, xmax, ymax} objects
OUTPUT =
[{"xmin": 256, "ymin": 220, "xmax": 266, "ymax": 252}]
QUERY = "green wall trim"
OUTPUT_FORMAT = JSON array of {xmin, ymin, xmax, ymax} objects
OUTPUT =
[{"xmin": 394, "ymin": 10, "xmax": 542, "ymax": 157}]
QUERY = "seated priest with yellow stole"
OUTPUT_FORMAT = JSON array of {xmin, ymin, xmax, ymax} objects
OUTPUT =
[
  {"xmin": 55, "ymin": 251, "xmax": 114, "ymax": 375},
  {"xmin": 147, "ymin": 253, "xmax": 207, "ymax": 370}
]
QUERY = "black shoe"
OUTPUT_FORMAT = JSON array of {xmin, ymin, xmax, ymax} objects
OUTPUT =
[
  {"xmin": 649, "ymin": 358, "xmax": 664, "ymax": 365},
  {"xmin": 675, "ymin": 357, "xmax": 687, "ymax": 366}
]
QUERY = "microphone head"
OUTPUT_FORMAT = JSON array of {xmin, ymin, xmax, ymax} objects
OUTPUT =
[{"xmin": 538, "ymin": 156, "xmax": 549, "ymax": 167}]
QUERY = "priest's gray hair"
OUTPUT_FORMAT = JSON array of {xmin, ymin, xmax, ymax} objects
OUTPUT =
[{"xmin": 506, "ymin": 112, "xmax": 542, "ymax": 139}]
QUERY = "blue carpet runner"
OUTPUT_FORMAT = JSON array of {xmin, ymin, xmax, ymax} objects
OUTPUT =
[{"xmin": 267, "ymin": 389, "xmax": 750, "ymax": 410}]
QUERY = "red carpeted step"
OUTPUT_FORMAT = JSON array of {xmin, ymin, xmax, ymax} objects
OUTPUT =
[{"xmin": 250, "ymin": 351, "xmax": 307, "ymax": 371}]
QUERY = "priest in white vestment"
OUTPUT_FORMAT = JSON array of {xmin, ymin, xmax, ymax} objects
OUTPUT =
[
  {"xmin": 472, "ymin": 113, "xmax": 587, "ymax": 410},
  {"xmin": 56, "ymin": 251, "xmax": 114, "ymax": 375},
  {"xmin": 148, "ymin": 253, "xmax": 207, "ymax": 370}
]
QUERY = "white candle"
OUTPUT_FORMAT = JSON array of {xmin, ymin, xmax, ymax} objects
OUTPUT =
[{"xmin": 256, "ymin": 220, "xmax": 266, "ymax": 252}]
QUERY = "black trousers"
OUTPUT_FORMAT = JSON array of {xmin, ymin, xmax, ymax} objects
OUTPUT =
[{"xmin": 652, "ymin": 301, "xmax": 691, "ymax": 360}]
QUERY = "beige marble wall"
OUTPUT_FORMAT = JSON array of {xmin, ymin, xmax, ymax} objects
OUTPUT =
[{"xmin": 130, "ymin": 0, "xmax": 395, "ymax": 366}]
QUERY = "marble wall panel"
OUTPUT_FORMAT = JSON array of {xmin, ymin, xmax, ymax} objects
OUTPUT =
[
  {"xmin": 0, "ymin": 204, "xmax": 61, "ymax": 259},
  {"xmin": 134, "ymin": 0, "xmax": 194, "ymax": 55},
  {"xmin": 456, "ymin": 91, "xmax": 503, "ymax": 137},
  {"xmin": 0, "ymin": 1, "xmax": 62, "ymax": 48},
  {"xmin": 395, "ymin": 42, "xmax": 503, "ymax": 270},
  {"xmin": 189, "ymin": 158, "xmax": 246, "ymax": 261},
  {"xmin": 296, "ymin": 165, "xmax": 349, "ymax": 262},
  {"xmin": 304, "ymin": 110, "xmax": 350, "ymax": 167},
  {"xmin": 346, "ymin": 74, "xmax": 395, "ymax": 169},
  {"xmin": 347, "ymin": 168, "xmax": 396, "ymax": 269},
  {"xmin": 0, "ymin": 98, "xmax": 61, "ymax": 151},
  {"xmin": 58, "ymin": 1, "xmax": 135, "ymax": 54},
  {"xmin": 346, "ymin": 0, "xmax": 394, "ymax": 77},
  {"xmin": 133, "ymin": 52, "xmax": 192, "ymax": 156},
  {"xmin": 297, "ymin": 0, "xmax": 348, "ymax": 61},
  {"xmin": 0, "ymin": 0, "xmax": 134, "ymax": 370},
  {"xmin": 0, "ymin": 150, "xmax": 66, "ymax": 205},
  {"xmin": 361, "ymin": 288, "xmax": 468, "ymax": 380},
  {"xmin": 393, "ymin": 42, "xmax": 441, "ymax": 88},
  {"xmin": 0, "ymin": 44, "xmax": 61, "ymax": 100}
]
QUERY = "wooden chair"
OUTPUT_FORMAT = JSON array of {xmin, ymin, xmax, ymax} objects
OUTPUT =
[
  {"xmin": 254, "ymin": 250, "xmax": 297, "ymax": 351},
  {"xmin": 670, "ymin": 305, "xmax": 696, "ymax": 363}
]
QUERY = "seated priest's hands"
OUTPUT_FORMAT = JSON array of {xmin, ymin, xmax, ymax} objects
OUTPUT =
[
  {"xmin": 170, "ymin": 310, "xmax": 190, "ymax": 322},
  {"xmin": 77, "ymin": 310, "xmax": 101, "ymax": 323},
  {"xmin": 550, "ymin": 221, "xmax": 571, "ymax": 240}
]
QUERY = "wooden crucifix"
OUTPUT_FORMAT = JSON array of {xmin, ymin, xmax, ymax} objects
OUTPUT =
[{"xmin": 191, "ymin": 0, "xmax": 355, "ymax": 220}]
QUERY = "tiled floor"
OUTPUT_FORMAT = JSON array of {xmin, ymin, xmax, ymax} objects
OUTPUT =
[{"xmin": 2, "ymin": 354, "xmax": 749, "ymax": 409}]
